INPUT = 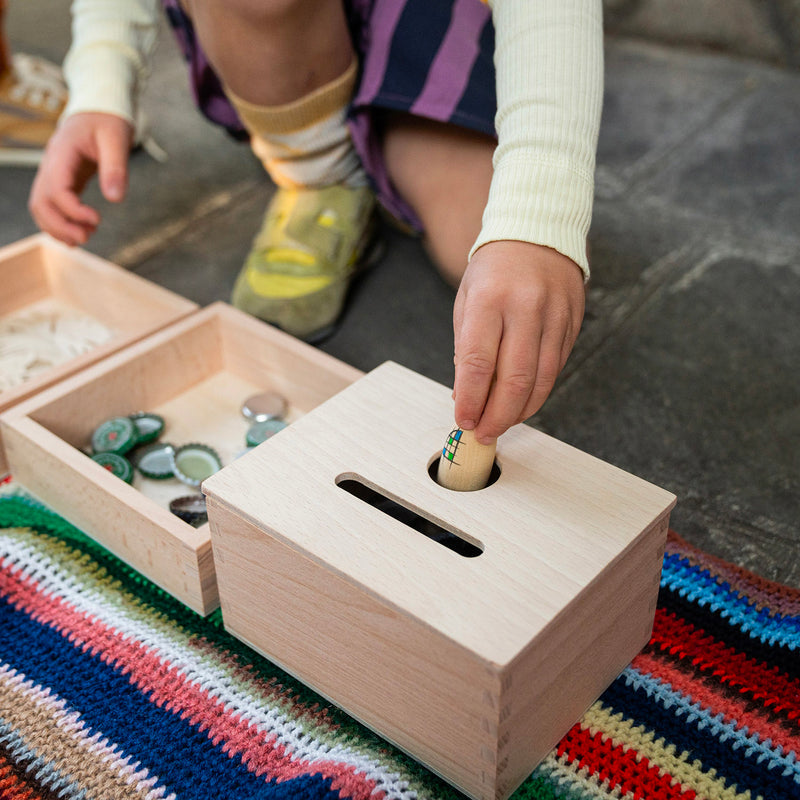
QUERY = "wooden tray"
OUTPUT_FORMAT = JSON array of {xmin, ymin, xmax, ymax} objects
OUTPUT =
[
  {"xmin": 1, "ymin": 302, "xmax": 362, "ymax": 614},
  {"xmin": 203, "ymin": 361, "xmax": 677, "ymax": 800},
  {"xmin": 0, "ymin": 234, "xmax": 197, "ymax": 473}
]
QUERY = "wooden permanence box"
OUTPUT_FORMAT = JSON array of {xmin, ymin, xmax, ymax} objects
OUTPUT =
[
  {"xmin": 204, "ymin": 362, "xmax": 677, "ymax": 800},
  {"xmin": 0, "ymin": 235, "xmax": 197, "ymax": 474},
  {"xmin": 1, "ymin": 303, "xmax": 361, "ymax": 614}
]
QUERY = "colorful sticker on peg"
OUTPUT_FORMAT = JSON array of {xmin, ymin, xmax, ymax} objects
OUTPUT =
[{"xmin": 442, "ymin": 428, "xmax": 463, "ymax": 463}]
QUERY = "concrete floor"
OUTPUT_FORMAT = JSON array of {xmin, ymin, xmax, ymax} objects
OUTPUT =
[{"xmin": 3, "ymin": 4, "xmax": 799, "ymax": 586}]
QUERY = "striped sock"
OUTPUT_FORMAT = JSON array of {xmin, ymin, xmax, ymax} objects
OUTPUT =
[{"xmin": 225, "ymin": 59, "xmax": 367, "ymax": 189}]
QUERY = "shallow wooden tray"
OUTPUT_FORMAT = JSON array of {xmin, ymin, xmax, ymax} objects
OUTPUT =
[
  {"xmin": 204, "ymin": 361, "xmax": 677, "ymax": 800},
  {"xmin": 1, "ymin": 302, "xmax": 362, "ymax": 614},
  {"xmin": 0, "ymin": 234, "xmax": 197, "ymax": 473}
]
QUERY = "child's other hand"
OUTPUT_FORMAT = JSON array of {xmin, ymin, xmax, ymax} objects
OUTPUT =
[
  {"xmin": 452, "ymin": 240, "xmax": 585, "ymax": 443},
  {"xmin": 29, "ymin": 112, "xmax": 134, "ymax": 246}
]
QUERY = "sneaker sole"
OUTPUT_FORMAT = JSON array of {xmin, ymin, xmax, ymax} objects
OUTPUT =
[{"xmin": 300, "ymin": 233, "xmax": 387, "ymax": 344}]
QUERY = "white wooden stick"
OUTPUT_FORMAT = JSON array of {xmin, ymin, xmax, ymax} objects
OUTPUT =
[{"xmin": 436, "ymin": 427, "xmax": 497, "ymax": 491}]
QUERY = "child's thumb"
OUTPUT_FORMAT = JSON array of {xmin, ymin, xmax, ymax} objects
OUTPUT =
[{"xmin": 97, "ymin": 124, "xmax": 131, "ymax": 203}]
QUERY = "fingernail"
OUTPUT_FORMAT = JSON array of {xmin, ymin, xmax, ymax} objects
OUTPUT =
[
  {"xmin": 459, "ymin": 419, "xmax": 476, "ymax": 431},
  {"xmin": 106, "ymin": 181, "xmax": 123, "ymax": 202}
]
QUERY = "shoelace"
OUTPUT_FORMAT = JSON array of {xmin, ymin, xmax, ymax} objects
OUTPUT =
[{"xmin": 7, "ymin": 53, "xmax": 68, "ymax": 112}]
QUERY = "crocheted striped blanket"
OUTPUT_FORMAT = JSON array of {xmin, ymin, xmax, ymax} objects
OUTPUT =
[{"xmin": 1, "ymin": 490, "xmax": 798, "ymax": 800}]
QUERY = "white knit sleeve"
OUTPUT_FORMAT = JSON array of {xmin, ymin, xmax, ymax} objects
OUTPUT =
[
  {"xmin": 62, "ymin": 0, "xmax": 161, "ymax": 125},
  {"xmin": 471, "ymin": 0, "xmax": 604, "ymax": 279}
]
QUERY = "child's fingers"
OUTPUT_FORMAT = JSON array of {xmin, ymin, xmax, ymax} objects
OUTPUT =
[
  {"xmin": 453, "ymin": 305, "xmax": 502, "ymax": 434},
  {"xmin": 517, "ymin": 333, "xmax": 565, "ymax": 424},
  {"xmin": 49, "ymin": 189, "xmax": 101, "ymax": 227},
  {"xmin": 474, "ymin": 323, "xmax": 543, "ymax": 444},
  {"xmin": 96, "ymin": 123, "xmax": 131, "ymax": 203},
  {"xmin": 32, "ymin": 198, "xmax": 96, "ymax": 246}
]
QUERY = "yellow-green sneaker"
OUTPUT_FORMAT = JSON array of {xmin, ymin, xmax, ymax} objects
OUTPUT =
[{"xmin": 231, "ymin": 184, "xmax": 379, "ymax": 341}]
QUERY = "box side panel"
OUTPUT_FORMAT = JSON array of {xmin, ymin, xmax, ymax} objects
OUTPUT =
[
  {"xmin": 207, "ymin": 496, "xmax": 504, "ymax": 800},
  {"xmin": 0, "ymin": 240, "xmax": 48, "ymax": 441},
  {"xmin": 23, "ymin": 318, "xmax": 224, "ymax": 448},
  {"xmin": 217, "ymin": 304, "xmax": 362, "ymax": 413},
  {"xmin": 0, "ymin": 240, "xmax": 49, "ymax": 316},
  {"xmin": 2, "ymin": 417, "xmax": 218, "ymax": 615},
  {"xmin": 0, "ymin": 239, "xmax": 196, "ymax": 428},
  {"xmin": 42, "ymin": 241, "xmax": 197, "ymax": 333},
  {"xmin": 496, "ymin": 514, "xmax": 670, "ymax": 799}
]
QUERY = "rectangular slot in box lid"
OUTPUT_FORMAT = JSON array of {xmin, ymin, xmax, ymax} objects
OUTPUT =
[
  {"xmin": 0, "ymin": 234, "xmax": 198, "ymax": 474},
  {"xmin": 203, "ymin": 361, "xmax": 677, "ymax": 800},
  {"xmin": 0, "ymin": 302, "xmax": 362, "ymax": 614}
]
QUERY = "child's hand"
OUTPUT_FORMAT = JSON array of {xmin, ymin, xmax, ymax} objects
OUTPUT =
[
  {"xmin": 452, "ymin": 240, "xmax": 585, "ymax": 443},
  {"xmin": 29, "ymin": 112, "xmax": 134, "ymax": 246}
]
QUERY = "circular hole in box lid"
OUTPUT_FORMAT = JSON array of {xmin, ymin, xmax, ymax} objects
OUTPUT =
[
  {"xmin": 129, "ymin": 412, "xmax": 165, "ymax": 444},
  {"xmin": 90, "ymin": 452, "xmax": 134, "ymax": 484},
  {"xmin": 91, "ymin": 416, "xmax": 138, "ymax": 455},
  {"xmin": 245, "ymin": 418, "xmax": 287, "ymax": 447},
  {"xmin": 171, "ymin": 443, "xmax": 222, "ymax": 487},
  {"xmin": 133, "ymin": 442, "xmax": 176, "ymax": 480},
  {"xmin": 241, "ymin": 391, "xmax": 287, "ymax": 422}
]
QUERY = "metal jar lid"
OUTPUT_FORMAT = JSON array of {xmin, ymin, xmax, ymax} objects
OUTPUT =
[
  {"xmin": 169, "ymin": 494, "xmax": 208, "ymax": 527},
  {"xmin": 241, "ymin": 391, "xmax": 287, "ymax": 423}
]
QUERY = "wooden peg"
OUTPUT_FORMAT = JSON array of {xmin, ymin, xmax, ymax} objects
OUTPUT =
[{"xmin": 436, "ymin": 427, "xmax": 497, "ymax": 491}]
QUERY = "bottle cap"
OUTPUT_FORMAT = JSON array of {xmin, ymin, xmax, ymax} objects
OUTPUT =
[
  {"xmin": 169, "ymin": 494, "xmax": 208, "ymax": 527},
  {"xmin": 133, "ymin": 442, "xmax": 176, "ymax": 480},
  {"xmin": 245, "ymin": 418, "xmax": 287, "ymax": 447},
  {"xmin": 129, "ymin": 412, "xmax": 165, "ymax": 444},
  {"xmin": 91, "ymin": 416, "xmax": 138, "ymax": 455},
  {"xmin": 171, "ymin": 443, "xmax": 222, "ymax": 487},
  {"xmin": 241, "ymin": 391, "xmax": 287, "ymax": 422},
  {"xmin": 90, "ymin": 452, "xmax": 134, "ymax": 484}
]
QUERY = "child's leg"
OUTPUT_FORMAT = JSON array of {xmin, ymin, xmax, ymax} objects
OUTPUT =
[
  {"xmin": 179, "ymin": 0, "xmax": 376, "ymax": 342},
  {"xmin": 182, "ymin": 0, "xmax": 353, "ymax": 108},
  {"xmin": 382, "ymin": 112, "xmax": 495, "ymax": 287}
]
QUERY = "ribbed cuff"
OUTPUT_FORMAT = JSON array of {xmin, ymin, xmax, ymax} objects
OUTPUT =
[
  {"xmin": 470, "ymin": 154, "xmax": 594, "ymax": 280},
  {"xmin": 225, "ymin": 58, "xmax": 358, "ymax": 135},
  {"xmin": 62, "ymin": 46, "xmax": 138, "ymax": 124}
]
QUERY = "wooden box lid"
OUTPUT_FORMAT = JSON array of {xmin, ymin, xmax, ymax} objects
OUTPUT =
[{"xmin": 203, "ymin": 361, "xmax": 676, "ymax": 665}]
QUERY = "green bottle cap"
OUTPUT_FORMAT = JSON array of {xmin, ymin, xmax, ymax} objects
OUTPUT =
[
  {"xmin": 90, "ymin": 452, "xmax": 134, "ymax": 484},
  {"xmin": 245, "ymin": 418, "xmax": 287, "ymax": 447},
  {"xmin": 171, "ymin": 443, "xmax": 222, "ymax": 487},
  {"xmin": 133, "ymin": 442, "xmax": 176, "ymax": 480},
  {"xmin": 92, "ymin": 416, "xmax": 138, "ymax": 455},
  {"xmin": 129, "ymin": 412, "xmax": 165, "ymax": 444}
]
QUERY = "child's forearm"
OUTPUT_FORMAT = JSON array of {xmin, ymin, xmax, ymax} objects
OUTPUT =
[
  {"xmin": 62, "ymin": 0, "xmax": 161, "ymax": 124},
  {"xmin": 473, "ymin": 0, "xmax": 604, "ymax": 279}
]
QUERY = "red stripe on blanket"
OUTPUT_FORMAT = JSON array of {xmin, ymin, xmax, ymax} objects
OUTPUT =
[
  {"xmin": 632, "ymin": 650, "xmax": 800, "ymax": 752},
  {"xmin": 0, "ymin": 557, "xmax": 383, "ymax": 800},
  {"xmin": 650, "ymin": 608, "xmax": 800, "ymax": 719},
  {"xmin": 556, "ymin": 722, "xmax": 695, "ymax": 800}
]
